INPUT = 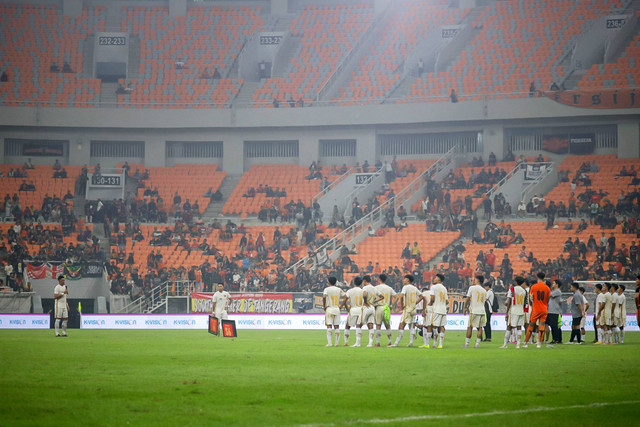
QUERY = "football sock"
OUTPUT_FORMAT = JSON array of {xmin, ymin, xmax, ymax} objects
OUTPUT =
[
  {"xmin": 375, "ymin": 330, "xmax": 381, "ymax": 345},
  {"xmin": 355, "ymin": 328, "xmax": 362, "ymax": 346},
  {"xmin": 504, "ymin": 330, "xmax": 511, "ymax": 346},
  {"xmin": 326, "ymin": 328, "xmax": 332, "ymax": 346},
  {"xmin": 620, "ymin": 330, "xmax": 625, "ymax": 343},
  {"xmin": 62, "ymin": 320, "xmax": 67, "ymax": 335},
  {"xmin": 464, "ymin": 337, "xmax": 470, "ymax": 346},
  {"xmin": 439, "ymin": 332, "xmax": 445, "ymax": 346},
  {"xmin": 334, "ymin": 331, "xmax": 340, "ymax": 346},
  {"xmin": 368, "ymin": 329, "xmax": 374, "ymax": 345},
  {"xmin": 344, "ymin": 329, "xmax": 350, "ymax": 345},
  {"xmin": 524, "ymin": 325, "xmax": 533, "ymax": 343},
  {"xmin": 613, "ymin": 327, "xmax": 620, "ymax": 343},
  {"xmin": 386, "ymin": 330, "xmax": 392, "ymax": 344},
  {"xmin": 516, "ymin": 330, "xmax": 522, "ymax": 346},
  {"xmin": 581, "ymin": 333, "xmax": 586, "ymax": 342},
  {"xmin": 422, "ymin": 328, "xmax": 429, "ymax": 345},
  {"xmin": 55, "ymin": 319, "xmax": 60, "ymax": 335},
  {"xmin": 408, "ymin": 326, "xmax": 415, "ymax": 345},
  {"xmin": 597, "ymin": 328, "xmax": 603, "ymax": 342},
  {"xmin": 394, "ymin": 330, "xmax": 404, "ymax": 345},
  {"xmin": 475, "ymin": 338, "xmax": 481, "ymax": 346}
]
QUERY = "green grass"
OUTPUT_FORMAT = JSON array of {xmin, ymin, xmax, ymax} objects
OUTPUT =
[{"xmin": 1, "ymin": 329, "xmax": 639, "ymax": 426}]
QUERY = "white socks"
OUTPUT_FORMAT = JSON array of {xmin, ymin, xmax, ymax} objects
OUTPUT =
[
  {"xmin": 516, "ymin": 330, "xmax": 522, "ymax": 346},
  {"xmin": 386, "ymin": 330, "xmax": 392, "ymax": 344},
  {"xmin": 327, "ymin": 328, "xmax": 332, "ymax": 346},
  {"xmin": 55, "ymin": 319, "xmax": 60, "ymax": 335},
  {"xmin": 62, "ymin": 320, "xmax": 67, "ymax": 335},
  {"xmin": 394, "ymin": 330, "xmax": 404, "ymax": 345},
  {"xmin": 334, "ymin": 330, "xmax": 341, "ymax": 346},
  {"xmin": 423, "ymin": 328, "xmax": 429, "ymax": 345},
  {"xmin": 504, "ymin": 330, "xmax": 511, "ymax": 346},
  {"xmin": 476, "ymin": 338, "xmax": 481, "ymax": 346},
  {"xmin": 465, "ymin": 337, "xmax": 470, "ymax": 346},
  {"xmin": 355, "ymin": 328, "xmax": 362, "ymax": 346},
  {"xmin": 597, "ymin": 328, "xmax": 603, "ymax": 343},
  {"xmin": 439, "ymin": 332, "xmax": 445, "ymax": 347},
  {"xmin": 368, "ymin": 329, "xmax": 374, "ymax": 346},
  {"xmin": 376, "ymin": 330, "xmax": 381, "ymax": 345},
  {"xmin": 613, "ymin": 327, "xmax": 620, "ymax": 343},
  {"xmin": 344, "ymin": 329, "xmax": 350, "ymax": 345},
  {"xmin": 620, "ymin": 330, "xmax": 625, "ymax": 343},
  {"xmin": 408, "ymin": 326, "xmax": 415, "ymax": 345}
]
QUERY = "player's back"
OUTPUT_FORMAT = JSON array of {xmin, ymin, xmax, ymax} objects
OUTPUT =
[
  {"xmin": 431, "ymin": 283, "xmax": 448, "ymax": 314},
  {"xmin": 324, "ymin": 286, "xmax": 343, "ymax": 308},
  {"xmin": 401, "ymin": 284, "xmax": 421, "ymax": 311},
  {"xmin": 530, "ymin": 282, "xmax": 550, "ymax": 312},
  {"xmin": 604, "ymin": 292, "xmax": 613, "ymax": 314},
  {"xmin": 375, "ymin": 283, "xmax": 396, "ymax": 306},
  {"xmin": 362, "ymin": 284, "xmax": 379, "ymax": 306},
  {"xmin": 467, "ymin": 285, "xmax": 486, "ymax": 314},
  {"xmin": 347, "ymin": 287, "xmax": 365, "ymax": 308},
  {"xmin": 510, "ymin": 286, "xmax": 526, "ymax": 315}
]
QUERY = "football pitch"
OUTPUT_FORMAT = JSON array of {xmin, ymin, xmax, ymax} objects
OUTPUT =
[{"xmin": 1, "ymin": 330, "xmax": 639, "ymax": 427}]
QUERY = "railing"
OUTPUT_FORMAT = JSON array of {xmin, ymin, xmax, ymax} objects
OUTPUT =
[
  {"xmin": 520, "ymin": 161, "xmax": 555, "ymax": 203},
  {"xmin": 484, "ymin": 162, "xmax": 522, "ymax": 199},
  {"xmin": 285, "ymin": 147, "xmax": 457, "ymax": 274},
  {"xmin": 115, "ymin": 280, "xmax": 197, "ymax": 314},
  {"xmin": 342, "ymin": 166, "xmax": 384, "ymax": 219},
  {"xmin": 310, "ymin": 166, "xmax": 356, "ymax": 205}
]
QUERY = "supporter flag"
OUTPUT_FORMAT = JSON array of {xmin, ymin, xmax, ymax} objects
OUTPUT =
[
  {"xmin": 26, "ymin": 263, "xmax": 47, "ymax": 280},
  {"xmin": 46, "ymin": 263, "xmax": 64, "ymax": 279},
  {"xmin": 64, "ymin": 264, "xmax": 83, "ymax": 280}
]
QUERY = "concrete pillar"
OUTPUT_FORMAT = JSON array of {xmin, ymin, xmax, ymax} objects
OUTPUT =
[
  {"xmin": 169, "ymin": 0, "xmax": 187, "ymax": 18},
  {"xmin": 617, "ymin": 120, "xmax": 640, "ymax": 158},
  {"xmin": 144, "ymin": 138, "xmax": 166, "ymax": 167},
  {"xmin": 223, "ymin": 135, "xmax": 244, "ymax": 175},
  {"xmin": 298, "ymin": 135, "xmax": 319, "ymax": 168},
  {"xmin": 482, "ymin": 125, "xmax": 505, "ymax": 162},
  {"xmin": 356, "ymin": 130, "xmax": 377, "ymax": 165},
  {"xmin": 68, "ymin": 136, "xmax": 90, "ymax": 167},
  {"xmin": 63, "ymin": 0, "xmax": 82, "ymax": 17},
  {"xmin": 271, "ymin": 0, "xmax": 288, "ymax": 15}
]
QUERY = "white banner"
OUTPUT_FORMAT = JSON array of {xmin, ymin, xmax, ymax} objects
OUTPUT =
[
  {"xmin": 79, "ymin": 314, "xmax": 639, "ymax": 331},
  {"xmin": 0, "ymin": 314, "xmax": 50, "ymax": 329}
]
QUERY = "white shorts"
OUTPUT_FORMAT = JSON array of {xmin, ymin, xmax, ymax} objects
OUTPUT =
[
  {"xmin": 362, "ymin": 306, "xmax": 375, "ymax": 325},
  {"xmin": 469, "ymin": 313, "xmax": 486, "ymax": 329},
  {"xmin": 55, "ymin": 301, "xmax": 68, "ymax": 319},
  {"xmin": 604, "ymin": 312, "xmax": 612, "ymax": 326},
  {"xmin": 614, "ymin": 314, "xmax": 624, "ymax": 327},
  {"xmin": 423, "ymin": 311, "xmax": 433, "ymax": 326},
  {"xmin": 401, "ymin": 308, "xmax": 417, "ymax": 325},
  {"xmin": 325, "ymin": 307, "xmax": 340, "ymax": 327},
  {"xmin": 509, "ymin": 313, "xmax": 525, "ymax": 328},
  {"xmin": 347, "ymin": 307, "xmax": 363, "ymax": 327},
  {"xmin": 432, "ymin": 313, "xmax": 447, "ymax": 328},
  {"xmin": 214, "ymin": 310, "xmax": 228, "ymax": 320},
  {"xmin": 374, "ymin": 306, "xmax": 387, "ymax": 325}
]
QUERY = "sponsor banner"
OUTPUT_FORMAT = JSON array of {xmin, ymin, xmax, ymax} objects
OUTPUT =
[
  {"xmin": 0, "ymin": 314, "xmax": 50, "ymax": 329},
  {"xmin": 22, "ymin": 142, "xmax": 64, "ymax": 156},
  {"xmin": 545, "ymin": 88, "xmax": 638, "ymax": 109},
  {"xmin": 448, "ymin": 293, "xmax": 466, "ymax": 314},
  {"xmin": 542, "ymin": 135, "xmax": 569, "ymax": 154},
  {"xmin": 82, "ymin": 262, "xmax": 104, "ymax": 278},
  {"xmin": 78, "ymin": 314, "xmax": 640, "ymax": 330},
  {"xmin": 524, "ymin": 164, "xmax": 548, "ymax": 181},
  {"xmin": 292, "ymin": 292, "xmax": 314, "ymax": 312},
  {"xmin": 569, "ymin": 133, "xmax": 595, "ymax": 154},
  {"xmin": 191, "ymin": 292, "xmax": 293, "ymax": 314}
]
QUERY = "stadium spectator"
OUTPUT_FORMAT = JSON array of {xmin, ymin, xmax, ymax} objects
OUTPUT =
[
  {"xmin": 50, "ymin": 62, "xmax": 59, "ymax": 73},
  {"xmin": 62, "ymin": 61, "xmax": 73, "ymax": 73},
  {"xmin": 0, "ymin": 70, "xmax": 8, "ymax": 82},
  {"xmin": 450, "ymin": 89, "xmax": 458, "ymax": 103}
]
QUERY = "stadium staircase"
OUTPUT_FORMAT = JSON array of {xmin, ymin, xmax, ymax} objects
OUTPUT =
[
  {"xmin": 202, "ymin": 175, "xmax": 242, "ymax": 220},
  {"xmin": 79, "ymin": 36, "xmax": 94, "ymax": 79},
  {"xmin": 100, "ymin": 82, "xmax": 118, "ymax": 106},
  {"xmin": 233, "ymin": 81, "xmax": 261, "ymax": 107}
]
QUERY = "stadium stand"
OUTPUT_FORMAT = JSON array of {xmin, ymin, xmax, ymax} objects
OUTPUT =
[
  {"xmin": 118, "ymin": 5, "xmax": 263, "ymax": 107},
  {"xmin": 403, "ymin": 0, "xmax": 625, "ymax": 103},
  {"xmin": 0, "ymin": 4, "xmax": 104, "ymax": 107},
  {"xmin": 578, "ymin": 34, "xmax": 640, "ymax": 90},
  {"xmin": 252, "ymin": 3, "xmax": 373, "ymax": 107},
  {"xmin": 335, "ymin": 0, "xmax": 465, "ymax": 105}
]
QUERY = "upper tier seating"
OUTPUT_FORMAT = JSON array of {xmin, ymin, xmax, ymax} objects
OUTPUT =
[
  {"xmin": 252, "ymin": 4, "xmax": 373, "ymax": 107},
  {"xmin": 118, "ymin": 5, "xmax": 263, "ymax": 107},
  {"xmin": 578, "ymin": 34, "xmax": 640, "ymax": 90},
  {"xmin": 0, "ymin": 4, "xmax": 104, "ymax": 107}
]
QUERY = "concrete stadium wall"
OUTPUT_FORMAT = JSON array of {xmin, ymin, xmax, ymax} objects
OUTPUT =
[{"xmin": 0, "ymin": 98, "xmax": 638, "ymax": 174}]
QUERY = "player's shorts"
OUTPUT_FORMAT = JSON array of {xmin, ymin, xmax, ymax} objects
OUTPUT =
[
  {"xmin": 55, "ymin": 301, "xmax": 68, "ymax": 319},
  {"xmin": 423, "ymin": 310, "xmax": 433, "ymax": 327},
  {"xmin": 596, "ymin": 315, "xmax": 605, "ymax": 327},
  {"xmin": 325, "ymin": 307, "xmax": 340, "ymax": 326},
  {"xmin": 347, "ymin": 307, "xmax": 363, "ymax": 327},
  {"xmin": 603, "ymin": 313, "xmax": 612, "ymax": 326},
  {"xmin": 509, "ymin": 313, "xmax": 525, "ymax": 328},
  {"xmin": 374, "ymin": 305, "xmax": 388, "ymax": 325},
  {"xmin": 214, "ymin": 310, "xmax": 228, "ymax": 320},
  {"xmin": 432, "ymin": 313, "xmax": 447, "ymax": 328},
  {"xmin": 615, "ymin": 315, "xmax": 625, "ymax": 327},
  {"xmin": 469, "ymin": 313, "xmax": 486, "ymax": 328},
  {"xmin": 362, "ymin": 306, "xmax": 375, "ymax": 325},
  {"xmin": 401, "ymin": 308, "xmax": 417, "ymax": 325},
  {"xmin": 524, "ymin": 310, "xmax": 530, "ymax": 324},
  {"xmin": 529, "ymin": 310, "xmax": 547, "ymax": 325}
]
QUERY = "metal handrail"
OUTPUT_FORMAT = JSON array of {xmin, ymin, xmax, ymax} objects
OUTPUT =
[
  {"xmin": 310, "ymin": 166, "xmax": 356, "ymax": 205},
  {"xmin": 484, "ymin": 162, "xmax": 522, "ymax": 199},
  {"xmin": 342, "ymin": 166, "xmax": 384, "ymax": 218},
  {"xmin": 285, "ymin": 147, "xmax": 457, "ymax": 274},
  {"xmin": 520, "ymin": 161, "xmax": 555, "ymax": 203}
]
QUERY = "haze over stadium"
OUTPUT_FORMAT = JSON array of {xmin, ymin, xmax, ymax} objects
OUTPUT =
[{"xmin": 0, "ymin": 0, "xmax": 639, "ymax": 425}]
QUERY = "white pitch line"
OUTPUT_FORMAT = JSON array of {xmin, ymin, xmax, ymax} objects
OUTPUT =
[{"xmin": 293, "ymin": 400, "xmax": 640, "ymax": 427}]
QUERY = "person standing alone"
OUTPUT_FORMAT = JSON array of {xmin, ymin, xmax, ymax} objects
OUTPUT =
[{"xmin": 53, "ymin": 275, "xmax": 69, "ymax": 337}]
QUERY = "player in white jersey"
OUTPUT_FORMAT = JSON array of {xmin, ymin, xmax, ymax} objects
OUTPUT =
[
  {"xmin": 374, "ymin": 273, "xmax": 397, "ymax": 347},
  {"xmin": 53, "ymin": 275, "xmax": 69, "ymax": 337},
  {"xmin": 578, "ymin": 286, "xmax": 589, "ymax": 343},
  {"xmin": 419, "ymin": 285, "xmax": 433, "ymax": 348},
  {"xmin": 427, "ymin": 273, "xmax": 448, "ymax": 348},
  {"xmin": 501, "ymin": 276, "xmax": 527, "ymax": 349},
  {"xmin": 594, "ymin": 284, "xmax": 605, "ymax": 344},
  {"xmin": 342, "ymin": 276, "xmax": 365, "ymax": 346},
  {"xmin": 617, "ymin": 285, "xmax": 626, "ymax": 343},
  {"xmin": 597, "ymin": 283, "xmax": 613, "ymax": 344},
  {"xmin": 212, "ymin": 283, "xmax": 232, "ymax": 321},
  {"xmin": 323, "ymin": 277, "xmax": 345, "ymax": 347},
  {"xmin": 610, "ymin": 283, "xmax": 621, "ymax": 343},
  {"xmin": 463, "ymin": 275, "xmax": 487, "ymax": 348},
  {"xmin": 361, "ymin": 275, "xmax": 382, "ymax": 347},
  {"xmin": 391, "ymin": 274, "xmax": 424, "ymax": 347}
]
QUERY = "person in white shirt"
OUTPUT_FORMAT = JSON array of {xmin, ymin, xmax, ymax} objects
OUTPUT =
[
  {"xmin": 463, "ymin": 275, "xmax": 487, "ymax": 348},
  {"xmin": 597, "ymin": 283, "xmax": 613, "ymax": 344},
  {"xmin": 391, "ymin": 274, "xmax": 424, "ymax": 347},
  {"xmin": 342, "ymin": 277, "xmax": 365, "ymax": 346},
  {"xmin": 610, "ymin": 283, "xmax": 622, "ymax": 343},
  {"xmin": 594, "ymin": 284, "xmax": 605, "ymax": 343},
  {"xmin": 616, "ymin": 285, "xmax": 626, "ymax": 343},
  {"xmin": 578, "ymin": 286, "xmax": 589, "ymax": 343},
  {"xmin": 420, "ymin": 285, "xmax": 433, "ymax": 348},
  {"xmin": 212, "ymin": 284, "xmax": 232, "ymax": 323},
  {"xmin": 323, "ymin": 277, "xmax": 345, "ymax": 347},
  {"xmin": 374, "ymin": 273, "xmax": 396, "ymax": 347},
  {"xmin": 501, "ymin": 276, "xmax": 527, "ymax": 348},
  {"xmin": 53, "ymin": 275, "xmax": 69, "ymax": 337},
  {"xmin": 361, "ymin": 275, "xmax": 382, "ymax": 347},
  {"xmin": 427, "ymin": 273, "xmax": 448, "ymax": 348}
]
